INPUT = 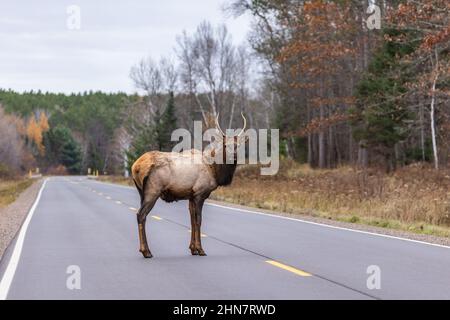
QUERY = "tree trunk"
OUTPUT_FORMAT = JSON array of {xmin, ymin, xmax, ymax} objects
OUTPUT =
[
  {"xmin": 420, "ymin": 101, "xmax": 426, "ymax": 162},
  {"xmin": 328, "ymin": 126, "xmax": 334, "ymax": 168},
  {"xmin": 318, "ymin": 106, "xmax": 326, "ymax": 168},
  {"xmin": 308, "ymin": 133, "xmax": 313, "ymax": 166},
  {"xmin": 358, "ymin": 140, "xmax": 368, "ymax": 168},
  {"xmin": 430, "ymin": 59, "xmax": 439, "ymax": 170},
  {"xmin": 349, "ymin": 125, "xmax": 354, "ymax": 164}
]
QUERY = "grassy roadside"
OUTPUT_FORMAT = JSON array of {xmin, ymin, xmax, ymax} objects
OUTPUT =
[
  {"xmin": 96, "ymin": 161, "xmax": 450, "ymax": 238},
  {"xmin": 0, "ymin": 179, "xmax": 34, "ymax": 208},
  {"xmin": 211, "ymin": 189, "xmax": 450, "ymax": 238},
  {"xmin": 212, "ymin": 161, "xmax": 450, "ymax": 238},
  {"xmin": 97, "ymin": 176, "xmax": 134, "ymax": 187}
]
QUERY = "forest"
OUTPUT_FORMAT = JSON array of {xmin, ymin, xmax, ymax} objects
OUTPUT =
[{"xmin": 0, "ymin": 0, "xmax": 449, "ymax": 177}]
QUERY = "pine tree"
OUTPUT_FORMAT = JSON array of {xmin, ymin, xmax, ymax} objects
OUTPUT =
[
  {"xmin": 352, "ymin": 28, "xmax": 418, "ymax": 172},
  {"xmin": 153, "ymin": 106, "xmax": 163, "ymax": 151},
  {"xmin": 126, "ymin": 92, "xmax": 178, "ymax": 170},
  {"xmin": 60, "ymin": 137, "xmax": 82, "ymax": 174},
  {"xmin": 44, "ymin": 125, "xmax": 82, "ymax": 174},
  {"xmin": 126, "ymin": 125, "xmax": 154, "ymax": 172},
  {"xmin": 159, "ymin": 91, "xmax": 178, "ymax": 152}
]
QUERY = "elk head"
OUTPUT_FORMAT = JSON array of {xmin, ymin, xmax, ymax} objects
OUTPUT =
[{"xmin": 214, "ymin": 112, "xmax": 247, "ymax": 164}]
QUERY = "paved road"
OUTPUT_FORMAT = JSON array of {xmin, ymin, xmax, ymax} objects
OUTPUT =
[{"xmin": 0, "ymin": 177, "xmax": 449, "ymax": 300}]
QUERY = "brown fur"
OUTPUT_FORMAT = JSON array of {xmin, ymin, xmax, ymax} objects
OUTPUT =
[
  {"xmin": 132, "ymin": 115, "xmax": 247, "ymax": 258},
  {"xmin": 131, "ymin": 149, "xmax": 237, "ymax": 202},
  {"xmin": 131, "ymin": 151, "xmax": 165, "ymax": 191}
]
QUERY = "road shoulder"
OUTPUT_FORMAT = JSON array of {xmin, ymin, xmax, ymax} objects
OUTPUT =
[
  {"xmin": 0, "ymin": 179, "xmax": 43, "ymax": 260},
  {"xmin": 206, "ymin": 199, "xmax": 450, "ymax": 247}
]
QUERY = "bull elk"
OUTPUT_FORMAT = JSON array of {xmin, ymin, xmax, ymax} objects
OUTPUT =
[{"xmin": 131, "ymin": 114, "xmax": 247, "ymax": 258}]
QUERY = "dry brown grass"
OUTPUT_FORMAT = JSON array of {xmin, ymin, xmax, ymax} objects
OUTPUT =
[
  {"xmin": 211, "ymin": 160, "xmax": 450, "ymax": 237},
  {"xmin": 97, "ymin": 161, "xmax": 450, "ymax": 237},
  {"xmin": 97, "ymin": 176, "xmax": 134, "ymax": 187},
  {"xmin": 0, "ymin": 179, "xmax": 33, "ymax": 208}
]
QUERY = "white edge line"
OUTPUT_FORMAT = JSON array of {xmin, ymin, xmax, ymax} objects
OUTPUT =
[
  {"xmin": 205, "ymin": 203, "xmax": 450, "ymax": 249},
  {"xmin": 91, "ymin": 179, "xmax": 450, "ymax": 249},
  {"xmin": 0, "ymin": 178, "xmax": 48, "ymax": 300}
]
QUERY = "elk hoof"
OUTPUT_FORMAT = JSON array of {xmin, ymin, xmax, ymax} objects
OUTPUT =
[
  {"xmin": 189, "ymin": 244, "xmax": 198, "ymax": 255},
  {"xmin": 190, "ymin": 245, "xmax": 207, "ymax": 256},
  {"xmin": 191, "ymin": 249, "xmax": 206, "ymax": 257},
  {"xmin": 140, "ymin": 250, "xmax": 153, "ymax": 259}
]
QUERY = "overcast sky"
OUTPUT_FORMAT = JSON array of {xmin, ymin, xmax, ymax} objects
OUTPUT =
[{"xmin": 0, "ymin": 0, "xmax": 251, "ymax": 94}]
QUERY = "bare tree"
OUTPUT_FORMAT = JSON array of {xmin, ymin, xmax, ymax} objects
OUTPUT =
[
  {"xmin": 231, "ymin": 45, "xmax": 252, "ymax": 128},
  {"xmin": 130, "ymin": 57, "xmax": 163, "ymax": 96},
  {"xmin": 160, "ymin": 57, "xmax": 178, "ymax": 93},
  {"xmin": 177, "ymin": 21, "xmax": 242, "ymax": 127},
  {"xmin": 130, "ymin": 57, "xmax": 163, "ymax": 118},
  {"xmin": 129, "ymin": 56, "xmax": 179, "ymax": 128},
  {"xmin": 0, "ymin": 106, "xmax": 25, "ymax": 173},
  {"xmin": 430, "ymin": 49, "xmax": 440, "ymax": 170}
]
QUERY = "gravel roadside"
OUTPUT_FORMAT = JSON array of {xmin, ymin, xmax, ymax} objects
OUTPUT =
[
  {"xmin": 207, "ymin": 199, "xmax": 450, "ymax": 247},
  {"xmin": 0, "ymin": 179, "xmax": 43, "ymax": 260}
]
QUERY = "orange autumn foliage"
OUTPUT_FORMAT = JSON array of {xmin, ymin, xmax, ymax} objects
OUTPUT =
[{"xmin": 26, "ymin": 113, "xmax": 50, "ymax": 156}]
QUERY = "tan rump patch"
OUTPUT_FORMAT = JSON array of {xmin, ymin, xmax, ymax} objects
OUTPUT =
[{"xmin": 132, "ymin": 152, "xmax": 162, "ymax": 189}]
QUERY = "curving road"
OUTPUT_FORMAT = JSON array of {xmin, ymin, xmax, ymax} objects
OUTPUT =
[{"xmin": 0, "ymin": 177, "xmax": 449, "ymax": 300}]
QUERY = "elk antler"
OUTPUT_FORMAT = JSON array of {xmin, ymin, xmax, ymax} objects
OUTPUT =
[
  {"xmin": 216, "ymin": 112, "xmax": 247, "ymax": 137},
  {"xmin": 238, "ymin": 112, "xmax": 247, "ymax": 137},
  {"xmin": 215, "ymin": 113, "xmax": 227, "ymax": 137}
]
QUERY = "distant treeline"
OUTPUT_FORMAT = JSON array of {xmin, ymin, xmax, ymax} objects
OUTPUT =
[
  {"xmin": 0, "ymin": 88, "xmax": 265, "ymax": 177},
  {"xmin": 0, "ymin": 90, "xmax": 135, "ymax": 176}
]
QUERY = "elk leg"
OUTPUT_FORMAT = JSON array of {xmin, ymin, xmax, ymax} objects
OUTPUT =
[
  {"xmin": 193, "ymin": 197, "xmax": 206, "ymax": 256},
  {"xmin": 188, "ymin": 199, "xmax": 198, "ymax": 255},
  {"xmin": 137, "ymin": 195, "xmax": 158, "ymax": 259}
]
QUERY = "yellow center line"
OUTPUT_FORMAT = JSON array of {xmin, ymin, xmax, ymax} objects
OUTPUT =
[
  {"xmin": 265, "ymin": 260, "xmax": 312, "ymax": 277},
  {"xmin": 129, "ymin": 207, "xmax": 138, "ymax": 212},
  {"xmin": 151, "ymin": 215, "xmax": 163, "ymax": 221}
]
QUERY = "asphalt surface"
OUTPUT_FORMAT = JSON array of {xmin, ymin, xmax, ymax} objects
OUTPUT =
[{"xmin": 0, "ymin": 177, "xmax": 449, "ymax": 300}]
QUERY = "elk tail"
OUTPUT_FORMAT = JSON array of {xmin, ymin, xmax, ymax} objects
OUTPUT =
[
  {"xmin": 133, "ymin": 176, "xmax": 150, "ymax": 207},
  {"xmin": 132, "ymin": 179, "xmax": 143, "ymax": 205}
]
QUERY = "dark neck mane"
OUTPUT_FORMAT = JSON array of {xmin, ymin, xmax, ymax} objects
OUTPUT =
[{"xmin": 210, "ymin": 163, "xmax": 237, "ymax": 186}]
